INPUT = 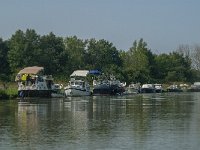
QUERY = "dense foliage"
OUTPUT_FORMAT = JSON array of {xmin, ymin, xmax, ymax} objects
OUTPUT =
[{"xmin": 0, "ymin": 29, "xmax": 199, "ymax": 83}]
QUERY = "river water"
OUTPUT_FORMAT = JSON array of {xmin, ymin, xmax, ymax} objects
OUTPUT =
[{"xmin": 0, "ymin": 92, "xmax": 200, "ymax": 150}]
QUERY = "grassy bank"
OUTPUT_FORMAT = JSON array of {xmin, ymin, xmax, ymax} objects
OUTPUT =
[{"xmin": 0, "ymin": 82, "xmax": 18, "ymax": 100}]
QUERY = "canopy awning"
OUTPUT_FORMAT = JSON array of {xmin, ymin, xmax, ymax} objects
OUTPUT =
[
  {"xmin": 70, "ymin": 70, "xmax": 89, "ymax": 77},
  {"xmin": 89, "ymin": 70, "xmax": 101, "ymax": 75},
  {"xmin": 18, "ymin": 66, "xmax": 44, "ymax": 75}
]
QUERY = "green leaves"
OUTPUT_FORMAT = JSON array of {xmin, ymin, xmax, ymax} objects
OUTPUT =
[
  {"xmin": 122, "ymin": 39, "xmax": 193, "ymax": 84},
  {"xmin": 0, "ymin": 38, "xmax": 10, "ymax": 81},
  {"xmin": 123, "ymin": 38, "xmax": 151, "ymax": 83},
  {"xmin": 155, "ymin": 52, "xmax": 193, "ymax": 82},
  {"xmin": 0, "ymin": 29, "xmax": 197, "ymax": 83},
  {"xmin": 8, "ymin": 29, "xmax": 40, "ymax": 73},
  {"xmin": 63, "ymin": 36, "xmax": 86, "ymax": 73},
  {"xmin": 86, "ymin": 39, "xmax": 122, "ymax": 74}
]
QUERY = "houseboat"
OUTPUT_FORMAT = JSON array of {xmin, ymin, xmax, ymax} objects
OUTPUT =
[{"xmin": 15, "ymin": 66, "xmax": 64, "ymax": 98}]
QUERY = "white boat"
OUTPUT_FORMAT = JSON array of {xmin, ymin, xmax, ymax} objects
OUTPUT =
[
  {"xmin": 15, "ymin": 66, "xmax": 64, "ymax": 98},
  {"xmin": 141, "ymin": 84, "xmax": 155, "ymax": 93},
  {"xmin": 51, "ymin": 84, "xmax": 65, "ymax": 98},
  {"xmin": 154, "ymin": 84, "xmax": 163, "ymax": 93},
  {"xmin": 64, "ymin": 70, "xmax": 91, "ymax": 96},
  {"xmin": 125, "ymin": 83, "xmax": 140, "ymax": 94},
  {"xmin": 167, "ymin": 84, "xmax": 183, "ymax": 92},
  {"xmin": 188, "ymin": 82, "xmax": 200, "ymax": 92}
]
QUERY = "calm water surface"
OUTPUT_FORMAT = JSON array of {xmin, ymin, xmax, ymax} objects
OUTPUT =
[{"xmin": 0, "ymin": 92, "xmax": 200, "ymax": 150}]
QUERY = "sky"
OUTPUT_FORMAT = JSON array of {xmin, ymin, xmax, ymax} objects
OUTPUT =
[{"xmin": 0, "ymin": 0, "xmax": 200, "ymax": 53}]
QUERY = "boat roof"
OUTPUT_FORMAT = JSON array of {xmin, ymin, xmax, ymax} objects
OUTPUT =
[
  {"xmin": 89, "ymin": 70, "xmax": 101, "ymax": 75},
  {"xmin": 18, "ymin": 66, "xmax": 44, "ymax": 74},
  {"xmin": 194, "ymin": 82, "xmax": 200, "ymax": 86},
  {"xmin": 70, "ymin": 70, "xmax": 89, "ymax": 77}
]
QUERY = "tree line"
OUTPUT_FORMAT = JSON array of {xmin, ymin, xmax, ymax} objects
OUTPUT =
[{"xmin": 0, "ymin": 29, "xmax": 200, "ymax": 84}]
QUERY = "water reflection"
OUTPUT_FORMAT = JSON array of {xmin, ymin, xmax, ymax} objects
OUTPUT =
[{"xmin": 0, "ymin": 93, "xmax": 199, "ymax": 149}]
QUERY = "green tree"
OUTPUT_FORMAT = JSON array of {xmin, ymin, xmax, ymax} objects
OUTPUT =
[
  {"xmin": 85, "ymin": 39, "xmax": 122, "ymax": 76},
  {"xmin": 155, "ymin": 52, "xmax": 193, "ymax": 83},
  {"xmin": 8, "ymin": 29, "xmax": 40, "ymax": 74},
  {"xmin": 167, "ymin": 52, "xmax": 192, "ymax": 82},
  {"xmin": 8, "ymin": 29, "xmax": 66, "ymax": 80},
  {"xmin": 123, "ymin": 38, "xmax": 153, "ymax": 84},
  {"xmin": 8, "ymin": 30, "xmax": 26, "ymax": 74},
  {"xmin": 39, "ymin": 32, "xmax": 65, "ymax": 77},
  {"xmin": 154, "ymin": 54, "xmax": 171, "ymax": 82},
  {"xmin": 0, "ymin": 38, "xmax": 10, "ymax": 81},
  {"xmin": 63, "ymin": 36, "xmax": 86, "ymax": 75}
]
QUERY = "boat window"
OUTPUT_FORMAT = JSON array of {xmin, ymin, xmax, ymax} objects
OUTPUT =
[
  {"xmin": 37, "ymin": 76, "xmax": 43, "ymax": 82},
  {"xmin": 47, "ymin": 80, "xmax": 52, "ymax": 89}
]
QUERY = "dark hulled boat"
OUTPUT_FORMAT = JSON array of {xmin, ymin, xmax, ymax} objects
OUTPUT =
[{"xmin": 92, "ymin": 75, "xmax": 125, "ymax": 96}]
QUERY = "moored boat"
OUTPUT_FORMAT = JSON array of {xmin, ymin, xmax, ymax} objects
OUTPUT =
[
  {"xmin": 92, "ymin": 75, "xmax": 125, "ymax": 96},
  {"xmin": 141, "ymin": 84, "xmax": 155, "ymax": 93},
  {"xmin": 64, "ymin": 70, "xmax": 91, "ymax": 96},
  {"xmin": 15, "ymin": 66, "xmax": 64, "ymax": 98},
  {"xmin": 187, "ymin": 82, "xmax": 200, "ymax": 92},
  {"xmin": 154, "ymin": 84, "xmax": 163, "ymax": 93},
  {"xmin": 125, "ymin": 83, "xmax": 140, "ymax": 94},
  {"xmin": 166, "ymin": 84, "xmax": 183, "ymax": 92}
]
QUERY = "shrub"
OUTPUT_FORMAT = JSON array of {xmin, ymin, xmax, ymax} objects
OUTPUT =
[{"xmin": 0, "ymin": 89, "xmax": 9, "ymax": 99}]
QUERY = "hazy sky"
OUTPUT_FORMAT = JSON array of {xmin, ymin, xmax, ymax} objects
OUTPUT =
[{"xmin": 0, "ymin": 0, "xmax": 200, "ymax": 53}]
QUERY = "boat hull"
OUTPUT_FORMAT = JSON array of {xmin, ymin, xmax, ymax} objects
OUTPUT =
[
  {"xmin": 124, "ymin": 87, "xmax": 140, "ymax": 95},
  {"xmin": 155, "ymin": 89, "xmax": 162, "ymax": 93},
  {"xmin": 141, "ymin": 88, "xmax": 155, "ymax": 93},
  {"xmin": 18, "ymin": 90, "xmax": 52, "ymax": 98},
  {"xmin": 167, "ymin": 89, "xmax": 183, "ymax": 92},
  {"xmin": 93, "ymin": 84, "xmax": 125, "ymax": 96},
  {"xmin": 65, "ymin": 88, "xmax": 91, "ymax": 96}
]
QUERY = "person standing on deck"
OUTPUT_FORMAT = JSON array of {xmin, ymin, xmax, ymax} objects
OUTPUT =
[{"xmin": 21, "ymin": 74, "xmax": 27, "ymax": 85}]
